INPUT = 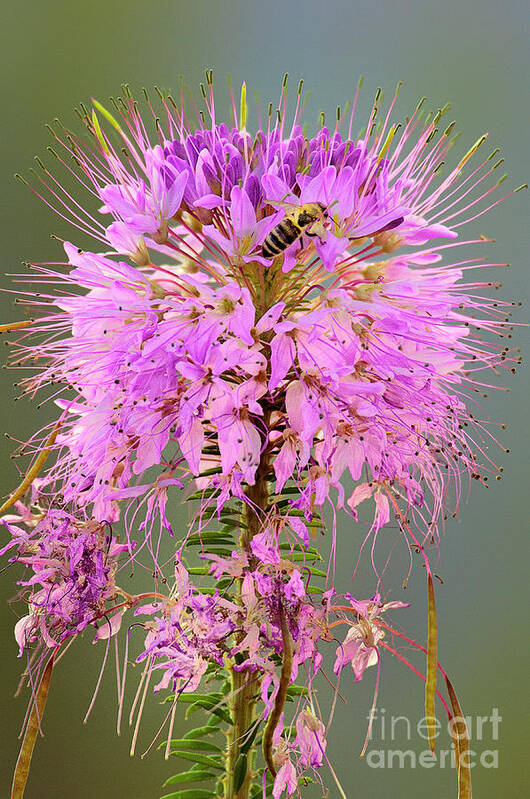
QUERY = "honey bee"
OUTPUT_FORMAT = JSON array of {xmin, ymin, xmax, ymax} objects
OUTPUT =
[{"xmin": 262, "ymin": 202, "xmax": 328, "ymax": 259}]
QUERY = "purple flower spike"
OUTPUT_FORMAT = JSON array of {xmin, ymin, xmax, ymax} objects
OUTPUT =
[{"xmin": 1, "ymin": 77, "xmax": 522, "ymax": 798}]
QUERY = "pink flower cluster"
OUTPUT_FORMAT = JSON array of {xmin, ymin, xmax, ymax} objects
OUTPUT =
[
  {"xmin": 135, "ymin": 537, "xmax": 326, "ymax": 691},
  {"xmin": 1, "ymin": 507, "xmax": 126, "ymax": 650},
  {"xmin": 17, "ymin": 240, "xmax": 506, "ymax": 543}
]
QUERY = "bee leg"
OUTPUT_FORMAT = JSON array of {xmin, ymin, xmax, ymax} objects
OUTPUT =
[
  {"xmin": 305, "ymin": 232, "xmax": 328, "ymax": 248},
  {"xmin": 307, "ymin": 221, "xmax": 327, "ymax": 238}
]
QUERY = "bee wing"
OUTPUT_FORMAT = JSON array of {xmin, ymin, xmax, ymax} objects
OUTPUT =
[
  {"xmin": 263, "ymin": 197, "xmax": 300, "ymax": 212},
  {"xmin": 265, "ymin": 198, "xmax": 334, "ymax": 216}
]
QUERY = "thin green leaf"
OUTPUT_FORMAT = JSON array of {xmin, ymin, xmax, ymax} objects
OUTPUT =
[
  {"xmin": 220, "ymin": 520, "xmax": 239, "ymax": 531},
  {"xmin": 163, "ymin": 771, "xmax": 215, "ymax": 787},
  {"xmin": 185, "ymin": 701, "xmax": 232, "ymax": 725},
  {"xmin": 185, "ymin": 535, "xmax": 234, "ymax": 548},
  {"xmin": 445, "ymin": 676, "xmax": 472, "ymax": 798},
  {"xmin": 165, "ymin": 739, "xmax": 223, "ymax": 753},
  {"xmin": 202, "ymin": 548, "xmax": 235, "ymax": 558},
  {"xmin": 169, "ymin": 752, "xmax": 224, "ymax": 770},
  {"xmin": 182, "ymin": 726, "xmax": 220, "ymax": 739},
  {"xmin": 283, "ymin": 552, "xmax": 322, "ymax": 563},
  {"xmin": 278, "ymin": 543, "xmax": 321, "ymax": 557},
  {"xmin": 187, "ymin": 529, "xmax": 235, "ymax": 539},
  {"xmin": 301, "ymin": 567, "xmax": 327, "ymax": 577},
  {"xmin": 286, "ymin": 685, "xmax": 308, "ymax": 698},
  {"xmin": 12, "ymin": 654, "xmax": 55, "ymax": 799},
  {"xmin": 185, "ymin": 488, "xmax": 217, "ymax": 502},
  {"xmin": 173, "ymin": 693, "xmax": 223, "ymax": 704},
  {"xmin": 425, "ymin": 573, "xmax": 438, "ymax": 753},
  {"xmin": 233, "ymin": 753, "xmax": 248, "ymax": 793},
  {"xmin": 164, "ymin": 692, "xmax": 228, "ymax": 729}
]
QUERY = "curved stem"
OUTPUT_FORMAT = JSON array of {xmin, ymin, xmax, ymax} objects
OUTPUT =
[
  {"xmin": 0, "ymin": 419, "xmax": 62, "ymax": 514},
  {"xmin": 262, "ymin": 601, "xmax": 292, "ymax": 777}
]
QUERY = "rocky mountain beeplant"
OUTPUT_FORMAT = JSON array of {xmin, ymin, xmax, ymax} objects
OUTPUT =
[{"xmin": 1, "ymin": 74, "xmax": 523, "ymax": 798}]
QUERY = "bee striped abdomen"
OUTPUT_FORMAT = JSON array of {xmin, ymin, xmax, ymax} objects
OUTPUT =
[
  {"xmin": 262, "ymin": 218, "xmax": 301, "ymax": 258},
  {"xmin": 261, "ymin": 203, "xmax": 326, "ymax": 259}
]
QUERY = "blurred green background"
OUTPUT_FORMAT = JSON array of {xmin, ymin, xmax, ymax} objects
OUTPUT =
[{"xmin": 1, "ymin": 1, "xmax": 528, "ymax": 797}]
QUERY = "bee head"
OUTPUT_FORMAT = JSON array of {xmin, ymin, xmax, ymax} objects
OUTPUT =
[{"xmin": 317, "ymin": 202, "xmax": 328, "ymax": 218}]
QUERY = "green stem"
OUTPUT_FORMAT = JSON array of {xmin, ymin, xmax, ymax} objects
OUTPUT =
[
  {"xmin": 225, "ymin": 667, "xmax": 259, "ymax": 798},
  {"xmin": 224, "ymin": 462, "xmax": 269, "ymax": 799}
]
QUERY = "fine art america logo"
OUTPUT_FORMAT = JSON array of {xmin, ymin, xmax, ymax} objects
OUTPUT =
[{"xmin": 364, "ymin": 707, "xmax": 501, "ymax": 769}]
